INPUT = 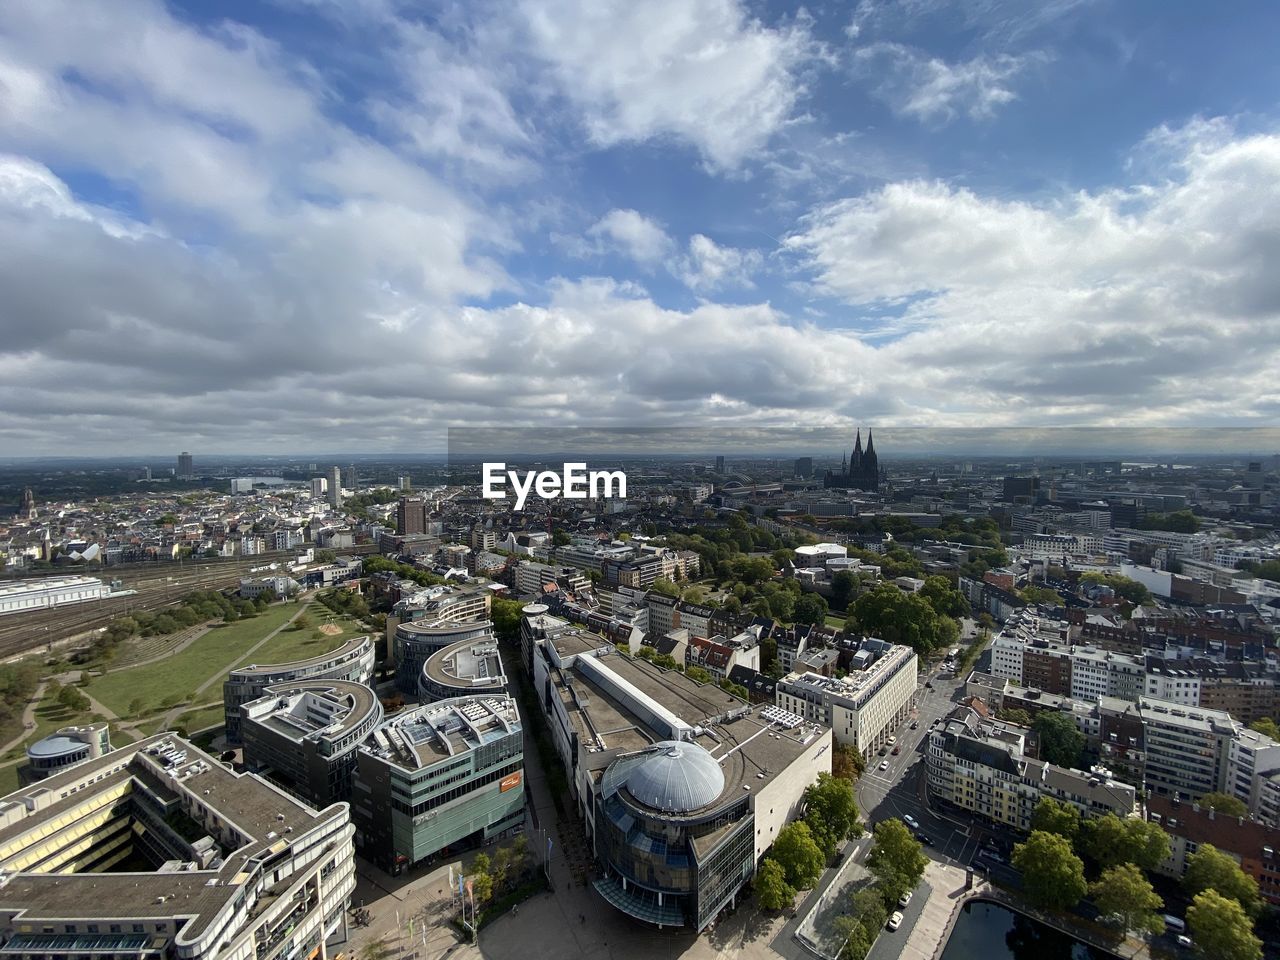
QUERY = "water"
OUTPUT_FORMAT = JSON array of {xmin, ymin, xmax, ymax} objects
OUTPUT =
[{"xmin": 939, "ymin": 900, "xmax": 1119, "ymax": 960}]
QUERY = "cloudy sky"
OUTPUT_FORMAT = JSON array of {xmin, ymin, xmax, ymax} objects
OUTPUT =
[{"xmin": 1, "ymin": 0, "xmax": 1278, "ymax": 456}]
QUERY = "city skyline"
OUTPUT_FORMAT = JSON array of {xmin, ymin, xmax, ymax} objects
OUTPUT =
[{"xmin": 2, "ymin": 2, "xmax": 1279, "ymax": 455}]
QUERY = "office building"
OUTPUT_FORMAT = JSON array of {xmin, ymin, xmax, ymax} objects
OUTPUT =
[
  {"xmin": 177, "ymin": 451, "xmax": 193, "ymax": 480},
  {"xmin": 239, "ymin": 679, "xmax": 383, "ymax": 809},
  {"xmin": 327, "ymin": 466, "xmax": 342, "ymax": 509},
  {"xmin": 714, "ymin": 456, "xmax": 725, "ymax": 473},
  {"xmin": 310, "ymin": 477, "xmax": 328, "ymax": 499},
  {"xmin": 351, "ymin": 695, "xmax": 524, "ymax": 872},
  {"xmin": 20, "ymin": 724, "xmax": 110, "ymax": 785},
  {"xmin": 793, "ymin": 457, "xmax": 813, "ymax": 479},
  {"xmin": 392, "ymin": 619, "xmax": 495, "ymax": 696},
  {"xmin": 775, "ymin": 640, "xmax": 917, "ymax": 759},
  {"xmin": 418, "ymin": 635, "xmax": 507, "ymax": 703},
  {"xmin": 392, "ymin": 583, "xmax": 492, "ymax": 625},
  {"xmin": 0, "ymin": 734, "xmax": 356, "ymax": 960},
  {"xmin": 223, "ymin": 636, "xmax": 376, "ymax": 744},
  {"xmin": 396, "ymin": 496, "xmax": 427, "ymax": 535},
  {"xmin": 526, "ymin": 628, "xmax": 831, "ymax": 931}
]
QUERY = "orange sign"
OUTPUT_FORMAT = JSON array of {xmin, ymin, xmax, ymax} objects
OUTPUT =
[{"xmin": 499, "ymin": 772, "xmax": 523, "ymax": 793}]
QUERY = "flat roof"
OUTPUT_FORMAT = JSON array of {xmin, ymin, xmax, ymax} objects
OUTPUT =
[
  {"xmin": 422, "ymin": 636, "xmax": 505, "ymax": 691},
  {"xmin": 361, "ymin": 695, "xmax": 521, "ymax": 770},
  {"xmin": 243, "ymin": 679, "xmax": 380, "ymax": 744}
]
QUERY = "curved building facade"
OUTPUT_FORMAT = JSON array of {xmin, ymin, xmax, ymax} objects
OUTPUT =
[
  {"xmin": 594, "ymin": 740, "xmax": 755, "ymax": 931},
  {"xmin": 393, "ymin": 620, "xmax": 495, "ymax": 695},
  {"xmin": 223, "ymin": 635, "xmax": 376, "ymax": 743},
  {"xmin": 21, "ymin": 724, "xmax": 110, "ymax": 784},
  {"xmin": 419, "ymin": 635, "xmax": 508, "ymax": 703}
]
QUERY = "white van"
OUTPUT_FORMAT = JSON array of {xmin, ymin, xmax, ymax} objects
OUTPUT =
[{"xmin": 1163, "ymin": 915, "xmax": 1186, "ymax": 934}]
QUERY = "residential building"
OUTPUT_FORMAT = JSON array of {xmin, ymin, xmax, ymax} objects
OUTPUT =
[
  {"xmin": 351, "ymin": 696, "xmax": 525, "ymax": 872},
  {"xmin": 396, "ymin": 497, "xmax": 427, "ymax": 535},
  {"xmin": 1139, "ymin": 696, "xmax": 1237, "ymax": 801},
  {"xmin": 0, "ymin": 734, "xmax": 356, "ymax": 960},
  {"xmin": 177, "ymin": 451, "xmax": 193, "ymax": 479},
  {"xmin": 222, "ymin": 635, "xmax": 376, "ymax": 743},
  {"xmin": 1146, "ymin": 795, "xmax": 1280, "ymax": 906},
  {"xmin": 239, "ymin": 679, "xmax": 383, "ymax": 809}
]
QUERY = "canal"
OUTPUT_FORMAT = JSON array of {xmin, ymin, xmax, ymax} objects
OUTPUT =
[{"xmin": 940, "ymin": 900, "xmax": 1119, "ymax": 960}]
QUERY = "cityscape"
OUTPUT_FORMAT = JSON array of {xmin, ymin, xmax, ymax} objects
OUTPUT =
[{"xmin": 1, "ymin": 4, "xmax": 1279, "ymax": 960}]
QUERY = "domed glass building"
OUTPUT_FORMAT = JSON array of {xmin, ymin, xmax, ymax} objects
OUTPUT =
[{"xmin": 594, "ymin": 740, "xmax": 755, "ymax": 930}]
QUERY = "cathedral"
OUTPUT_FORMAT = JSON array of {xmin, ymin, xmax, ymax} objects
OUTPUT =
[{"xmin": 823, "ymin": 429, "xmax": 881, "ymax": 491}]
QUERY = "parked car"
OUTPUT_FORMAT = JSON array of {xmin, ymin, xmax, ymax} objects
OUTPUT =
[
  {"xmin": 910, "ymin": 721, "xmax": 919, "ymax": 730},
  {"xmin": 902, "ymin": 814, "xmax": 919, "ymax": 829},
  {"xmin": 1176, "ymin": 935, "xmax": 1193, "ymax": 949},
  {"xmin": 898, "ymin": 891, "xmax": 913, "ymax": 908},
  {"xmin": 887, "ymin": 912, "xmax": 903, "ymax": 932},
  {"xmin": 915, "ymin": 833, "xmax": 932, "ymax": 846},
  {"xmin": 879, "ymin": 759, "xmax": 890, "ymax": 770},
  {"xmin": 892, "ymin": 745, "xmax": 901, "ymax": 755}
]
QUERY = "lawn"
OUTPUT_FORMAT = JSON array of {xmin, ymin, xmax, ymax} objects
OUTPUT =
[
  {"xmin": 229, "ymin": 612, "xmax": 366, "ymax": 671},
  {"xmin": 86, "ymin": 602, "xmax": 306, "ymax": 719},
  {"xmin": 0, "ymin": 691, "xmax": 98, "ymax": 764},
  {"xmin": 141, "ymin": 702, "xmax": 226, "ymax": 737},
  {"xmin": 0, "ymin": 764, "xmax": 20, "ymax": 797}
]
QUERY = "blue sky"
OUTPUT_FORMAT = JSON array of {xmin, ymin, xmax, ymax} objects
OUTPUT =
[{"xmin": 0, "ymin": 0, "xmax": 1278, "ymax": 454}]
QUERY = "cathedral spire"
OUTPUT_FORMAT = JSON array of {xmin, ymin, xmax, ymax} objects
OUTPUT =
[{"xmin": 865, "ymin": 429, "xmax": 875, "ymax": 456}]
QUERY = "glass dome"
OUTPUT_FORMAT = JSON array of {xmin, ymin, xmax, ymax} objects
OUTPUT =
[{"xmin": 624, "ymin": 740, "xmax": 725, "ymax": 813}]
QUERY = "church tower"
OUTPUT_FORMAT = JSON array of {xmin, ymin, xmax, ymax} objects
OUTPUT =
[{"xmin": 18, "ymin": 487, "xmax": 36, "ymax": 522}]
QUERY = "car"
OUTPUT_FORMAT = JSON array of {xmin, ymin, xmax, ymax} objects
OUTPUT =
[
  {"xmin": 879, "ymin": 759, "xmax": 890, "ymax": 770},
  {"xmin": 1176, "ymin": 935, "xmax": 1193, "ymax": 949},
  {"xmin": 887, "ymin": 735, "xmax": 897, "ymax": 745},
  {"xmin": 910, "ymin": 721, "xmax": 919, "ymax": 730},
  {"xmin": 915, "ymin": 832, "xmax": 932, "ymax": 846},
  {"xmin": 892, "ymin": 745, "xmax": 901, "ymax": 755},
  {"xmin": 902, "ymin": 814, "xmax": 919, "ymax": 829},
  {"xmin": 925, "ymin": 682, "xmax": 933, "ymax": 689},
  {"xmin": 887, "ymin": 911, "xmax": 903, "ymax": 932},
  {"xmin": 898, "ymin": 891, "xmax": 913, "ymax": 908}
]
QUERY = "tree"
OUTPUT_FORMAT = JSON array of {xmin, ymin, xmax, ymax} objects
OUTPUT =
[
  {"xmin": 832, "ymin": 744, "xmax": 865, "ymax": 782},
  {"xmin": 1184, "ymin": 844, "xmax": 1261, "ymax": 916},
  {"xmin": 848, "ymin": 583, "xmax": 957, "ymax": 655},
  {"xmin": 490, "ymin": 597, "xmax": 524, "ymax": 643},
  {"xmin": 651, "ymin": 577, "xmax": 680, "ymax": 598},
  {"xmin": 1248, "ymin": 717, "xmax": 1280, "ymax": 740},
  {"xmin": 866, "ymin": 819, "xmax": 927, "ymax": 904},
  {"xmin": 685, "ymin": 666, "xmax": 713, "ymax": 684},
  {"xmin": 1033, "ymin": 711, "xmax": 1085, "ymax": 768},
  {"xmin": 1030, "ymin": 797, "xmax": 1080, "ymax": 842},
  {"xmin": 793, "ymin": 592, "xmax": 829, "ymax": 627},
  {"xmin": 1082, "ymin": 814, "xmax": 1169, "ymax": 872},
  {"xmin": 998, "ymin": 707, "xmax": 1033, "ymax": 727},
  {"xmin": 1012, "ymin": 831, "xmax": 1086, "ymax": 911},
  {"xmin": 1090, "ymin": 863, "xmax": 1164, "ymax": 938},
  {"xmin": 470, "ymin": 853, "xmax": 494, "ymax": 903},
  {"xmin": 551, "ymin": 529, "xmax": 571, "ymax": 547},
  {"xmin": 802, "ymin": 773, "xmax": 861, "ymax": 857},
  {"xmin": 831, "ymin": 570, "xmax": 859, "ymax": 610},
  {"xmin": 770, "ymin": 822, "xmax": 825, "ymax": 890},
  {"xmin": 919, "ymin": 575, "xmax": 970, "ymax": 619},
  {"xmin": 1198, "ymin": 792, "xmax": 1248, "ymax": 818},
  {"xmin": 128, "ymin": 697, "xmax": 145, "ymax": 717},
  {"xmin": 753, "ymin": 858, "xmax": 795, "ymax": 910},
  {"xmin": 1186, "ymin": 889, "xmax": 1262, "ymax": 960},
  {"xmin": 57, "ymin": 685, "xmax": 90, "ymax": 713}
]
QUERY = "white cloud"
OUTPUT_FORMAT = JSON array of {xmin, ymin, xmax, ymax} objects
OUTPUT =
[
  {"xmin": 585, "ymin": 209, "xmax": 675, "ymax": 265},
  {"xmin": 677, "ymin": 234, "xmax": 762, "ymax": 290},
  {"xmin": 853, "ymin": 42, "xmax": 1041, "ymax": 122},
  {"xmin": 516, "ymin": 0, "xmax": 817, "ymax": 170}
]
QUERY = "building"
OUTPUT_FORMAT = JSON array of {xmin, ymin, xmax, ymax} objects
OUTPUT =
[
  {"xmin": 1146, "ymin": 795, "xmax": 1280, "ymax": 906},
  {"xmin": 926, "ymin": 706, "xmax": 1136, "ymax": 831},
  {"xmin": 526, "ymin": 628, "xmax": 831, "ymax": 931},
  {"xmin": 1139, "ymin": 696, "xmax": 1238, "ymax": 801},
  {"xmin": 392, "ymin": 582, "xmax": 492, "ymax": 625},
  {"xmin": 20, "ymin": 724, "xmax": 110, "ymax": 785},
  {"xmin": 0, "ymin": 734, "xmax": 355, "ymax": 960},
  {"xmin": 794, "ymin": 457, "xmax": 813, "ymax": 479},
  {"xmin": 396, "ymin": 496, "xmax": 427, "ymax": 535},
  {"xmin": 222, "ymin": 635, "xmax": 376, "ymax": 743},
  {"xmin": 328, "ymin": 466, "xmax": 342, "ymax": 509},
  {"xmin": 238, "ymin": 575, "xmax": 300, "ymax": 599},
  {"xmin": 15, "ymin": 488, "xmax": 36, "ymax": 522},
  {"xmin": 715, "ymin": 456, "xmax": 725, "ymax": 473},
  {"xmin": 0, "ymin": 576, "xmax": 111, "ymax": 617},
  {"xmin": 177, "ymin": 451, "xmax": 193, "ymax": 479},
  {"xmin": 351, "ymin": 696, "xmax": 524, "ymax": 872},
  {"xmin": 392, "ymin": 619, "xmax": 495, "ymax": 696},
  {"xmin": 519, "ymin": 603, "xmax": 570, "ymax": 674},
  {"xmin": 824, "ymin": 428, "xmax": 880, "ymax": 491},
  {"xmin": 775, "ymin": 640, "xmax": 917, "ymax": 758},
  {"xmin": 418, "ymin": 635, "xmax": 507, "ymax": 703},
  {"xmin": 310, "ymin": 477, "xmax": 328, "ymax": 500},
  {"xmin": 239, "ymin": 679, "xmax": 383, "ymax": 809}
]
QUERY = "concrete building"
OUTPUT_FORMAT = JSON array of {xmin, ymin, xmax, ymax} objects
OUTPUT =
[
  {"xmin": 310, "ymin": 476, "xmax": 328, "ymax": 500},
  {"xmin": 392, "ymin": 619, "xmax": 495, "ymax": 696},
  {"xmin": 239, "ymin": 679, "xmax": 383, "ymax": 809},
  {"xmin": 926, "ymin": 706, "xmax": 1136, "ymax": 831},
  {"xmin": 1139, "ymin": 696, "xmax": 1238, "ymax": 801},
  {"xmin": 328, "ymin": 466, "xmax": 342, "ymax": 509},
  {"xmin": 392, "ymin": 582, "xmax": 492, "ymax": 625},
  {"xmin": 418, "ymin": 635, "xmax": 507, "ymax": 703},
  {"xmin": 396, "ymin": 497, "xmax": 427, "ymax": 535},
  {"xmin": 775, "ymin": 640, "xmax": 917, "ymax": 759},
  {"xmin": 351, "ymin": 695, "xmax": 524, "ymax": 872},
  {"xmin": 222, "ymin": 635, "xmax": 376, "ymax": 744},
  {"xmin": 20, "ymin": 724, "xmax": 110, "ymax": 785},
  {"xmin": 0, "ymin": 734, "xmax": 355, "ymax": 960},
  {"xmin": 0, "ymin": 576, "xmax": 111, "ymax": 617},
  {"xmin": 526, "ymin": 627, "xmax": 831, "ymax": 932},
  {"xmin": 177, "ymin": 451, "xmax": 193, "ymax": 479},
  {"xmin": 1146, "ymin": 795, "xmax": 1280, "ymax": 906}
]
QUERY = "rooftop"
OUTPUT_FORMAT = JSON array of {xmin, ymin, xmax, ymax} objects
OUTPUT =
[
  {"xmin": 422, "ymin": 636, "xmax": 505, "ymax": 692},
  {"xmin": 360, "ymin": 695, "xmax": 520, "ymax": 770},
  {"xmin": 228, "ymin": 634, "xmax": 372, "ymax": 679},
  {"xmin": 241, "ymin": 679, "xmax": 380, "ymax": 745}
]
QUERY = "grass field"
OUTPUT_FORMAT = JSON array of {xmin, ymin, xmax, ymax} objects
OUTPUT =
[
  {"xmin": 228, "ymin": 612, "xmax": 366, "ymax": 672},
  {"xmin": 0, "ymin": 764, "xmax": 19, "ymax": 797},
  {"xmin": 86, "ymin": 602, "xmax": 306, "ymax": 718}
]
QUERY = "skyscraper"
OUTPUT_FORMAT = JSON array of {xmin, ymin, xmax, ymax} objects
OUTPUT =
[
  {"xmin": 794, "ymin": 457, "xmax": 813, "ymax": 479},
  {"xmin": 328, "ymin": 466, "xmax": 342, "ymax": 509},
  {"xmin": 310, "ymin": 477, "xmax": 328, "ymax": 500},
  {"xmin": 715, "ymin": 455, "xmax": 725, "ymax": 473},
  {"xmin": 397, "ymin": 496, "xmax": 426, "ymax": 535},
  {"xmin": 177, "ymin": 451, "xmax": 193, "ymax": 479}
]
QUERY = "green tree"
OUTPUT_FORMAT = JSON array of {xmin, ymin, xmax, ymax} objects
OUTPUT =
[
  {"xmin": 1033, "ymin": 711, "xmax": 1085, "ymax": 768},
  {"xmin": 753, "ymin": 858, "xmax": 795, "ymax": 910},
  {"xmin": 1090, "ymin": 863, "xmax": 1164, "ymax": 938},
  {"xmin": 802, "ymin": 773, "xmax": 861, "ymax": 857},
  {"xmin": 470, "ymin": 853, "xmax": 494, "ymax": 903},
  {"xmin": 1030, "ymin": 797, "xmax": 1080, "ymax": 842},
  {"xmin": 651, "ymin": 577, "xmax": 680, "ymax": 598},
  {"xmin": 832, "ymin": 744, "xmax": 865, "ymax": 782},
  {"xmin": 793, "ymin": 592, "xmax": 829, "ymax": 627},
  {"xmin": 770, "ymin": 822, "xmax": 825, "ymax": 890},
  {"xmin": 1082, "ymin": 814, "xmax": 1169, "ymax": 872},
  {"xmin": 1184, "ymin": 844, "xmax": 1261, "ymax": 916},
  {"xmin": 1013, "ymin": 831, "xmax": 1087, "ymax": 911},
  {"xmin": 848, "ymin": 583, "xmax": 957, "ymax": 655},
  {"xmin": 998, "ymin": 707, "xmax": 1033, "ymax": 727},
  {"xmin": 1248, "ymin": 717, "xmax": 1280, "ymax": 740},
  {"xmin": 1186, "ymin": 889, "xmax": 1262, "ymax": 960},
  {"xmin": 919, "ymin": 575, "xmax": 971, "ymax": 619},
  {"xmin": 831, "ymin": 570, "xmax": 859, "ymax": 610},
  {"xmin": 490, "ymin": 596, "xmax": 524, "ymax": 643},
  {"xmin": 551, "ymin": 529, "xmax": 571, "ymax": 547},
  {"xmin": 1198, "ymin": 792, "xmax": 1249, "ymax": 818},
  {"xmin": 866, "ymin": 819, "xmax": 927, "ymax": 904},
  {"xmin": 685, "ymin": 666, "xmax": 713, "ymax": 684}
]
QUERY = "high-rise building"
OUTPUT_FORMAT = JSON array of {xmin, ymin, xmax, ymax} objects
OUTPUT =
[
  {"xmin": 345, "ymin": 463, "xmax": 358, "ymax": 493},
  {"xmin": 396, "ymin": 496, "xmax": 426, "ymax": 535},
  {"xmin": 714, "ymin": 455, "xmax": 725, "ymax": 473},
  {"xmin": 398, "ymin": 475, "xmax": 411, "ymax": 491},
  {"xmin": 310, "ymin": 476, "xmax": 328, "ymax": 499},
  {"xmin": 142, "ymin": 466, "xmax": 152, "ymax": 481},
  {"xmin": 177, "ymin": 451, "xmax": 193, "ymax": 479},
  {"xmin": 328, "ymin": 466, "xmax": 342, "ymax": 508},
  {"xmin": 793, "ymin": 457, "xmax": 813, "ymax": 479}
]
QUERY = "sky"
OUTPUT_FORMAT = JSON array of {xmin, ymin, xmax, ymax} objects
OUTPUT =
[{"xmin": 1, "ymin": 0, "xmax": 1278, "ymax": 457}]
